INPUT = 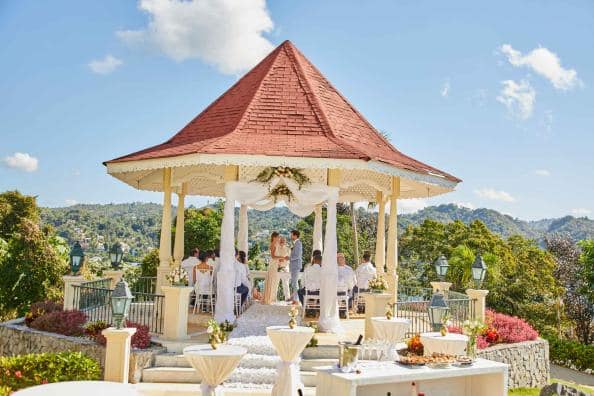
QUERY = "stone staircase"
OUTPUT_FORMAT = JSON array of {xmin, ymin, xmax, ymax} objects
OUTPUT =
[{"xmin": 141, "ymin": 336, "xmax": 338, "ymax": 393}]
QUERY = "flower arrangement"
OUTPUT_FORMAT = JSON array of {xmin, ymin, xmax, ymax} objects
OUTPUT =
[
  {"xmin": 268, "ymin": 184, "xmax": 293, "ymax": 203},
  {"xmin": 463, "ymin": 320, "xmax": 487, "ymax": 358},
  {"xmin": 405, "ymin": 334, "xmax": 424, "ymax": 356},
  {"xmin": 288, "ymin": 305, "xmax": 299, "ymax": 329},
  {"xmin": 253, "ymin": 166, "xmax": 311, "ymax": 188},
  {"xmin": 166, "ymin": 266, "xmax": 188, "ymax": 286},
  {"xmin": 440, "ymin": 313, "xmax": 452, "ymax": 336},
  {"xmin": 368, "ymin": 275, "xmax": 388, "ymax": 292},
  {"xmin": 206, "ymin": 319, "xmax": 235, "ymax": 349},
  {"xmin": 385, "ymin": 302, "xmax": 394, "ymax": 320}
]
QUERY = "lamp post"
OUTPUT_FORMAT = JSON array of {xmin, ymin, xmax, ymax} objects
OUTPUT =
[
  {"xmin": 434, "ymin": 255, "xmax": 449, "ymax": 280},
  {"xmin": 69, "ymin": 241, "xmax": 85, "ymax": 275},
  {"xmin": 109, "ymin": 242, "xmax": 124, "ymax": 270},
  {"xmin": 471, "ymin": 254, "xmax": 487, "ymax": 288},
  {"xmin": 428, "ymin": 291, "xmax": 450, "ymax": 332},
  {"xmin": 110, "ymin": 280, "xmax": 134, "ymax": 329}
]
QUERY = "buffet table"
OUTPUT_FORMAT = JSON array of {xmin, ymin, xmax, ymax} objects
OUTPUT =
[{"xmin": 314, "ymin": 358, "xmax": 508, "ymax": 396}]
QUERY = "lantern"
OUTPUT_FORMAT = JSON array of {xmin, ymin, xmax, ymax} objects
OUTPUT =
[
  {"xmin": 109, "ymin": 242, "xmax": 124, "ymax": 269},
  {"xmin": 428, "ymin": 291, "xmax": 450, "ymax": 332},
  {"xmin": 69, "ymin": 241, "xmax": 85, "ymax": 275},
  {"xmin": 471, "ymin": 254, "xmax": 487, "ymax": 288},
  {"xmin": 110, "ymin": 280, "xmax": 134, "ymax": 329},
  {"xmin": 434, "ymin": 255, "xmax": 449, "ymax": 280}
]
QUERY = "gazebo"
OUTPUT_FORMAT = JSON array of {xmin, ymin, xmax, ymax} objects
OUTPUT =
[{"xmin": 104, "ymin": 40, "xmax": 460, "ymax": 332}]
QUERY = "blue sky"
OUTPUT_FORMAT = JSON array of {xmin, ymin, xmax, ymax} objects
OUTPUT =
[{"xmin": 1, "ymin": 0, "xmax": 593, "ymax": 220}]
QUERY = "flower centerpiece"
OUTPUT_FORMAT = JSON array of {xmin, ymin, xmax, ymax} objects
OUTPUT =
[
  {"xmin": 463, "ymin": 319, "xmax": 487, "ymax": 359},
  {"xmin": 385, "ymin": 302, "xmax": 394, "ymax": 320},
  {"xmin": 206, "ymin": 319, "xmax": 235, "ymax": 350},
  {"xmin": 166, "ymin": 266, "xmax": 188, "ymax": 287},
  {"xmin": 405, "ymin": 334, "xmax": 424, "ymax": 356},
  {"xmin": 440, "ymin": 313, "xmax": 452, "ymax": 336},
  {"xmin": 288, "ymin": 305, "xmax": 299, "ymax": 329},
  {"xmin": 368, "ymin": 275, "xmax": 388, "ymax": 293}
]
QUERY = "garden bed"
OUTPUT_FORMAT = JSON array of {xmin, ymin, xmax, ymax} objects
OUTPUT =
[{"xmin": 0, "ymin": 318, "xmax": 164, "ymax": 383}]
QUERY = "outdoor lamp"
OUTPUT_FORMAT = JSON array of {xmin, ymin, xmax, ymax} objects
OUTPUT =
[
  {"xmin": 110, "ymin": 280, "xmax": 134, "ymax": 329},
  {"xmin": 109, "ymin": 242, "xmax": 124, "ymax": 269},
  {"xmin": 427, "ymin": 291, "xmax": 450, "ymax": 332},
  {"xmin": 69, "ymin": 241, "xmax": 85, "ymax": 275},
  {"xmin": 471, "ymin": 254, "xmax": 487, "ymax": 288},
  {"xmin": 434, "ymin": 254, "xmax": 449, "ymax": 280}
]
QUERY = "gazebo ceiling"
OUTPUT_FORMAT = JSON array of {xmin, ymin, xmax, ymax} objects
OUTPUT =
[{"xmin": 105, "ymin": 40, "xmax": 461, "ymax": 201}]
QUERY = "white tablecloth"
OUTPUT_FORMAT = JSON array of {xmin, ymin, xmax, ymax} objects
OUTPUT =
[
  {"xmin": 183, "ymin": 344, "xmax": 247, "ymax": 396},
  {"xmin": 267, "ymin": 325, "xmax": 314, "ymax": 396},
  {"xmin": 420, "ymin": 332, "xmax": 469, "ymax": 356},
  {"xmin": 13, "ymin": 381, "xmax": 135, "ymax": 396},
  {"xmin": 371, "ymin": 317, "xmax": 411, "ymax": 342}
]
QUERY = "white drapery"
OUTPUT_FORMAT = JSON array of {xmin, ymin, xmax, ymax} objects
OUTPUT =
[
  {"xmin": 237, "ymin": 204, "xmax": 249, "ymax": 253},
  {"xmin": 313, "ymin": 204, "xmax": 323, "ymax": 252},
  {"xmin": 214, "ymin": 177, "xmax": 341, "ymax": 332}
]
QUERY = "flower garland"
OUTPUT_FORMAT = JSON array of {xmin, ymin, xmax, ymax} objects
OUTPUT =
[{"xmin": 252, "ymin": 166, "xmax": 311, "ymax": 203}]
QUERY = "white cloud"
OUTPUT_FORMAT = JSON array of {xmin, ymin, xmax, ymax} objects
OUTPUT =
[
  {"xmin": 440, "ymin": 80, "xmax": 450, "ymax": 97},
  {"xmin": 117, "ymin": 0, "xmax": 275, "ymax": 75},
  {"xmin": 397, "ymin": 198, "xmax": 428, "ymax": 214},
  {"xmin": 500, "ymin": 44, "xmax": 581, "ymax": 90},
  {"xmin": 2, "ymin": 152, "xmax": 38, "ymax": 172},
  {"xmin": 454, "ymin": 201, "xmax": 475, "ymax": 210},
  {"xmin": 474, "ymin": 188, "xmax": 516, "ymax": 202},
  {"xmin": 65, "ymin": 199, "xmax": 78, "ymax": 206},
  {"xmin": 534, "ymin": 169, "xmax": 550, "ymax": 177},
  {"xmin": 496, "ymin": 79, "xmax": 536, "ymax": 120},
  {"xmin": 571, "ymin": 208, "xmax": 591, "ymax": 216},
  {"xmin": 88, "ymin": 54, "xmax": 123, "ymax": 74}
]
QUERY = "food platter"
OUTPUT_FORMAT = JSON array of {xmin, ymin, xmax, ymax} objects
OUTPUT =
[{"xmin": 397, "ymin": 352, "xmax": 473, "ymax": 369}]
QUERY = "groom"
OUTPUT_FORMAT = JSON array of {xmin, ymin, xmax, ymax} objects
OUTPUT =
[{"xmin": 288, "ymin": 229, "xmax": 302, "ymax": 303}]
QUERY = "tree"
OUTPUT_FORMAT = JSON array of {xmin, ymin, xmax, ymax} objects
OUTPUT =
[
  {"xmin": 546, "ymin": 235, "xmax": 593, "ymax": 343},
  {"xmin": 140, "ymin": 248, "xmax": 160, "ymax": 277},
  {"xmin": 0, "ymin": 219, "xmax": 68, "ymax": 317},
  {"xmin": 182, "ymin": 206, "xmax": 223, "ymax": 255},
  {"xmin": 0, "ymin": 191, "xmax": 38, "ymax": 240}
]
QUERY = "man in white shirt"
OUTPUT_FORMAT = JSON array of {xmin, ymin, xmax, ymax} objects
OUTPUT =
[
  {"xmin": 298, "ymin": 253, "xmax": 322, "ymax": 305},
  {"xmin": 181, "ymin": 248, "xmax": 200, "ymax": 286},
  {"xmin": 234, "ymin": 250, "xmax": 250, "ymax": 305},
  {"xmin": 354, "ymin": 251, "xmax": 376, "ymax": 292},
  {"xmin": 337, "ymin": 252, "xmax": 356, "ymax": 310}
]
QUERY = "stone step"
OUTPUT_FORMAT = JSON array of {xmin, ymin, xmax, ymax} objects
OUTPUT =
[
  {"xmin": 154, "ymin": 352, "xmax": 281, "ymax": 369},
  {"xmin": 134, "ymin": 382, "xmax": 316, "ymax": 396},
  {"xmin": 142, "ymin": 366, "xmax": 317, "ymax": 387}
]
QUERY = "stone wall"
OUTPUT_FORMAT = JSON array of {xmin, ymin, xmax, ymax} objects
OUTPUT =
[
  {"xmin": 478, "ymin": 338, "xmax": 549, "ymax": 389},
  {"xmin": 0, "ymin": 318, "xmax": 163, "ymax": 384}
]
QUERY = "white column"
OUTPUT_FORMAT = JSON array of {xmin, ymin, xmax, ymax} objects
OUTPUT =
[
  {"xmin": 374, "ymin": 191, "xmax": 386, "ymax": 274},
  {"xmin": 319, "ymin": 169, "xmax": 342, "ymax": 333},
  {"xmin": 237, "ymin": 204, "xmax": 249, "ymax": 253},
  {"xmin": 385, "ymin": 177, "xmax": 400, "ymax": 304},
  {"xmin": 173, "ymin": 183, "xmax": 187, "ymax": 266},
  {"xmin": 62, "ymin": 275, "xmax": 84, "ymax": 310},
  {"xmin": 102, "ymin": 327, "xmax": 137, "ymax": 383},
  {"xmin": 156, "ymin": 168, "xmax": 173, "ymax": 293},
  {"xmin": 161, "ymin": 286, "xmax": 193, "ymax": 340},
  {"xmin": 466, "ymin": 289, "xmax": 489, "ymax": 322},
  {"xmin": 215, "ymin": 166, "xmax": 239, "ymax": 323},
  {"xmin": 312, "ymin": 204, "xmax": 323, "ymax": 252}
]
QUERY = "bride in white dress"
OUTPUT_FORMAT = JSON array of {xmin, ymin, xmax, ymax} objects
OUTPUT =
[{"xmin": 263, "ymin": 232, "xmax": 289, "ymax": 304}]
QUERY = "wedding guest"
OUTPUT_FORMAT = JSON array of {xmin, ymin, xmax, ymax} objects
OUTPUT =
[
  {"xmin": 337, "ymin": 253, "xmax": 356, "ymax": 308},
  {"xmin": 193, "ymin": 251, "xmax": 213, "ymax": 296},
  {"xmin": 212, "ymin": 248, "xmax": 221, "ymax": 288},
  {"xmin": 234, "ymin": 250, "xmax": 250, "ymax": 304},
  {"xmin": 181, "ymin": 248, "xmax": 200, "ymax": 286},
  {"xmin": 311, "ymin": 249, "xmax": 322, "ymax": 264},
  {"xmin": 354, "ymin": 251, "xmax": 376, "ymax": 294},
  {"xmin": 252, "ymin": 285, "xmax": 263, "ymax": 302},
  {"xmin": 298, "ymin": 253, "xmax": 322, "ymax": 305}
]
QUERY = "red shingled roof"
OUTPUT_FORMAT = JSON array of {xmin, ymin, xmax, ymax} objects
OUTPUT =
[{"xmin": 106, "ymin": 40, "xmax": 460, "ymax": 183}]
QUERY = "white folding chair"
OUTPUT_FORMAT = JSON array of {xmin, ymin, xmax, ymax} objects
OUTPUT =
[
  {"xmin": 193, "ymin": 273, "xmax": 215, "ymax": 314},
  {"xmin": 302, "ymin": 288, "xmax": 320, "ymax": 318},
  {"xmin": 337, "ymin": 284, "xmax": 350, "ymax": 319},
  {"xmin": 234, "ymin": 292, "xmax": 244, "ymax": 316},
  {"xmin": 354, "ymin": 288, "xmax": 367, "ymax": 313}
]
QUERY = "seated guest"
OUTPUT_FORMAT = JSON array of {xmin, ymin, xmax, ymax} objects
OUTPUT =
[
  {"xmin": 252, "ymin": 285, "xmax": 263, "ymax": 302},
  {"xmin": 193, "ymin": 251, "xmax": 213, "ymax": 292},
  {"xmin": 234, "ymin": 250, "xmax": 250, "ymax": 305},
  {"xmin": 337, "ymin": 253, "xmax": 356, "ymax": 308},
  {"xmin": 354, "ymin": 251, "xmax": 376, "ymax": 294},
  {"xmin": 181, "ymin": 248, "xmax": 200, "ymax": 286},
  {"xmin": 298, "ymin": 254, "xmax": 322, "ymax": 305}
]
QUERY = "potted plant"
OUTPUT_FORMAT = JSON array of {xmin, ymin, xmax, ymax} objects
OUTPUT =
[{"xmin": 463, "ymin": 319, "xmax": 487, "ymax": 359}]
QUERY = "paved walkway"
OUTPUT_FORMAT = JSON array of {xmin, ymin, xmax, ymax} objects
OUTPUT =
[{"xmin": 551, "ymin": 363, "xmax": 594, "ymax": 387}]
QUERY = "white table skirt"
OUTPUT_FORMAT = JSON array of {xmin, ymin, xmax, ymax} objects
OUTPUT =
[
  {"xmin": 420, "ymin": 332, "xmax": 469, "ymax": 356},
  {"xmin": 267, "ymin": 325, "xmax": 314, "ymax": 396},
  {"xmin": 183, "ymin": 344, "xmax": 247, "ymax": 396},
  {"xmin": 371, "ymin": 317, "xmax": 411, "ymax": 342}
]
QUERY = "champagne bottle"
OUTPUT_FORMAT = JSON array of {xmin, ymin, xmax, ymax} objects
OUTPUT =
[
  {"xmin": 354, "ymin": 334, "xmax": 363, "ymax": 345},
  {"xmin": 410, "ymin": 381, "xmax": 418, "ymax": 396}
]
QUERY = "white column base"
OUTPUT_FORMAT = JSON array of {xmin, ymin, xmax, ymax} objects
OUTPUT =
[
  {"xmin": 62, "ymin": 275, "xmax": 85, "ymax": 310},
  {"xmin": 102, "ymin": 327, "xmax": 137, "ymax": 383},
  {"xmin": 430, "ymin": 281, "xmax": 452, "ymax": 294},
  {"xmin": 466, "ymin": 289, "xmax": 489, "ymax": 322},
  {"xmin": 161, "ymin": 286, "xmax": 193, "ymax": 340}
]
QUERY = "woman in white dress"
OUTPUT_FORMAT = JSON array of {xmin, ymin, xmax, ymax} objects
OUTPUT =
[
  {"xmin": 277, "ymin": 237, "xmax": 292, "ymax": 301},
  {"xmin": 263, "ymin": 232, "xmax": 288, "ymax": 304}
]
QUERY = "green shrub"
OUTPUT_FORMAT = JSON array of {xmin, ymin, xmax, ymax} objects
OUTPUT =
[
  {"xmin": 0, "ymin": 351, "xmax": 101, "ymax": 391},
  {"xmin": 0, "ymin": 385, "xmax": 11, "ymax": 396},
  {"xmin": 543, "ymin": 332, "xmax": 594, "ymax": 371}
]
